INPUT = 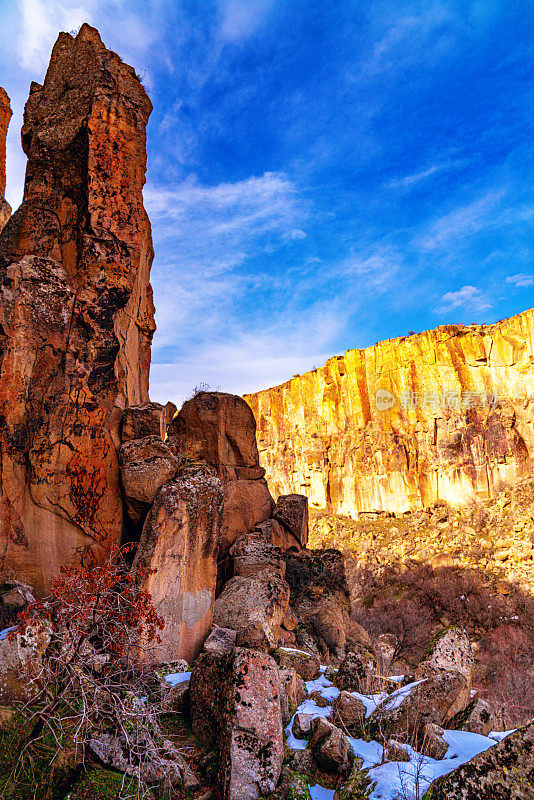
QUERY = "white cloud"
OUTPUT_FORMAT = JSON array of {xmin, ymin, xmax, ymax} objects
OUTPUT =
[
  {"xmin": 145, "ymin": 171, "xmax": 303, "ymax": 242},
  {"xmin": 363, "ymin": 3, "xmax": 459, "ymax": 76},
  {"xmin": 217, "ymin": 0, "xmax": 274, "ymax": 43},
  {"xmin": 433, "ymin": 285, "xmax": 492, "ymax": 315},
  {"xmin": 506, "ymin": 273, "xmax": 534, "ymax": 288},
  {"xmin": 338, "ymin": 248, "xmax": 401, "ymax": 293},
  {"xmin": 284, "ymin": 228, "xmax": 307, "ymax": 241},
  {"xmin": 145, "ymin": 171, "xmax": 307, "ymax": 356},
  {"xmin": 18, "ymin": 0, "xmax": 91, "ymax": 71},
  {"xmin": 418, "ymin": 189, "xmax": 505, "ymax": 249},
  {"xmin": 389, "ymin": 157, "xmax": 466, "ymax": 190}
]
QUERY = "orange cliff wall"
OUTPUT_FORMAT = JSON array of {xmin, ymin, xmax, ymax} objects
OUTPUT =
[{"xmin": 244, "ymin": 309, "xmax": 534, "ymax": 517}]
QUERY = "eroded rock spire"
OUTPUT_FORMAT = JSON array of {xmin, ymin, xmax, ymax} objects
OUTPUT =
[
  {"xmin": 0, "ymin": 88, "xmax": 11, "ymax": 232},
  {"xmin": 0, "ymin": 25, "xmax": 155, "ymax": 591}
]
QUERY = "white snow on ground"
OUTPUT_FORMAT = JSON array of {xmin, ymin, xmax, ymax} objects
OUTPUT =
[
  {"xmin": 286, "ymin": 698, "xmax": 333, "ymax": 749},
  {"xmin": 306, "ymin": 673, "xmax": 340, "ymax": 702},
  {"xmin": 309, "ymin": 786, "xmax": 335, "ymax": 800},
  {"xmin": 164, "ymin": 671, "xmax": 191, "ymax": 686},
  {"xmin": 285, "ymin": 670, "xmax": 512, "ymax": 799},
  {"xmin": 367, "ymin": 730, "xmax": 498, "ymax": 800},
  {"xmin": 490, "ymin": 728, "xmax": 516, "ymax": 741}
]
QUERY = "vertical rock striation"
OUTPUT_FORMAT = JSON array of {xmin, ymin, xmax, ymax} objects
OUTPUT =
[
  {"xmin": 245, "ymin": 310, "xmax": 534, "ymax": 517},
  {"xmin": 0, "ymin": 88, "xmax": 11, "ymax": 232},
  {"xmin": 0, "ymin": 25, "xmax": 155, "ymax": 591}
]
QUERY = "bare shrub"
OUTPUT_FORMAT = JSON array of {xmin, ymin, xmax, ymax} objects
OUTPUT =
[{"xmin": 7, "ymin": 544, "xmax": 169, "ymax": 798}]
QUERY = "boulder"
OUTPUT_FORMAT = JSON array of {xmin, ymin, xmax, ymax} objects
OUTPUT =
[
  {"xmin": 213, "ymin": 569, "xmax": 290, "ymax": 638},
  {"xmin": 309, "ymin": 718, "xmax": 354, "ymax": 775},
  {"xmin": 332, "ymin": 691, "xmax": 367, "ymax": 734},
  {"xmin": 120, "ymin": 436, "xmax": 179, "ymax": 521},
  {"xmin": 386, "ymin": 739, "xmax": 410, "ymax": 762},
  {"xmin": 121, "ymin": 401, "xmax": 175, "ymax": 442},
  {"xmin": 190, "ymin": 648, "xmax": 284, "ymax": 799},
  {"xmin": 230, "ymin": 534, "xmax": 286, "ymax": 578},
  {"xmin": 0, "ymin": 26, "xmax": 155, "ymax": 593},
  {"xmin": 375, "ymin": 666, "xmax": 469, "ymax": 740},
  {"xmin": 450, "ymin": 696, "xmax": 498, "ymax": 737},
  {"xmin": 424, "ymin": 626, "xmax": 474, "ymax": 684},
  {"xmin": 375, "ymin": 633, "xmax": 398, "ymax": 669},
  {"xmin": 335, "ymin": 647, "xmax": 378, "ymax": 693},
  {"xmin": 279, "ymin": 667, "xmax": 307, "ymax": 726},
  {"xmin": 0, "ymin": 580, "xmax": 35, "ymax": 608},
  {"xmin": 415, "ymin": 661, "xmax": 470, "ymax": 723},
  {"xmin": 235, "ymin": 610, "xmax": 277, "ymax": 653},
  {"xmin": 253, "ymin": 518, "xmax": 302, "ymax": 551},
  {"xmin": 276, "ymin": 647, "xmax": 320, "ymax": 681},
  {"xmin": 294, "ymin": 590, "xmax": 351, "ymax": 659},
  {"xmin": 203, "ymin": 626, "xmax": 237, "ymax": 656},
  {"xmin": 309, "ymin": 690, "xmax": 331, "ymax": 708},
  {"xmin": 90, "ymin": 731, "xmax": 198, "ymax": 790},
  {"xmin": 0, "ymin": 622, "xmax": 50, "ymax": 703},
  {"xmin": 422, "ymin": 722, "xmax": 448, "ymax": 760},
  {"xmin": 132, "ymin": 468, "xmax": 223, "ymax": 664},
  {"xmin": 168, "ymin": 392, "xmax": 273, "ymax": 552},
  {"xmin": 284, "ymin": 549, "xmax": 351, "ymax": 657},
  {"xmin": 272, "ymin": 495, "xmax": 309, "ymax": 548},
  {"xmin": 292, "ymin": 712, "xmax": 315, "ymax": 739},
  {"xmin": 427, "ymin": 723, "xmax": 534, "ymax": 799}
]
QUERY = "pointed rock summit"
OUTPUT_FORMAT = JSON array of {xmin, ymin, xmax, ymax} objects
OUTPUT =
[
  {"xmin": 0, "ymin": 25, "xmax": 155, "ymax": 591},
  {"xmin": 0, "ymin": 88, "xmax": 11, "ymax": 231}
]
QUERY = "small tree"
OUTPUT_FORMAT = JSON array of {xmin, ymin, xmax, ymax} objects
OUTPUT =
[{"xmin": 9, "ymin": 544, "xmax": 167, "ymax": 797}]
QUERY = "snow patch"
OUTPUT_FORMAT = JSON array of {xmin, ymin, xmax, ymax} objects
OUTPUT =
[{"xmin": 164, "ymin": 671, "xmax": 191, "ymax": 686}]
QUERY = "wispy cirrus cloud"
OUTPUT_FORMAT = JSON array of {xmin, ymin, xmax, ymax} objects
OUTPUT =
[
  {"xmin": 434, "ymin": 285, "xmax": 492, "ymax": 316},
  {"xmin": 217, "ymin": 0, "xmax": 274, "ymax": 43},
  {"xmin": 145, "ymin": 171, "xmax": 305, "ymax": 244},
  {"xmin": 418, "ymin": 189, "xmax": 506, "ymax": 250},
  {"xmin": 145, "ymin": 171, "xmax": 308, "ymax": 359},
  {"xmin": 388, "ymin": 157, "xmax": 466, "ymax": 190},
  {"xmin": 506, "ymin": 273, "xmax": 534, "ymax": 288}
]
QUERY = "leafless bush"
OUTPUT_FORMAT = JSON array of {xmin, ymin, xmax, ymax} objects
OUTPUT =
[{"xmin": 8, "ymin": 544, "xmax": 170, "ymax": 798}]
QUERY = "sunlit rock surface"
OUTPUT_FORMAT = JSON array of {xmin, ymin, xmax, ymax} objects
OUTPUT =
[{"xmin": 245, "ymin": 310, "xmax": 534, "ymax": 517}]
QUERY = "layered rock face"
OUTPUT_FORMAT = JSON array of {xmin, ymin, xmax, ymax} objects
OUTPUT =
[
  {"xmin": 0, "ymin": 25, "xmax": 155, "ymax": 592},
  {"xmin": 245, "ymin": 310, "xmax": 534, "ymax": 517},
  {"xmin": 0, "ymin": 88, "xmax": 11, "ymax": 232}
]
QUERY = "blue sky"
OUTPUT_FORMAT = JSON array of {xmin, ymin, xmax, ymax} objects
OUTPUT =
[{"xmin": 1, "ymin": 0, "xmax": 533, "ymax": 404}]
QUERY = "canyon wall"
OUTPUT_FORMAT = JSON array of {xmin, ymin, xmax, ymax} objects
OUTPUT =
[
  {"xmin": 245, "ymin": 310, "xmax": 534, "ymax": 517},
  {"xmin": 0, "ymin": 25, "xmax": 155, "ymax": 591}
]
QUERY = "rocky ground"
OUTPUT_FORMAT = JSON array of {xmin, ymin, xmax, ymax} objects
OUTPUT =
[{"xmin": 309, "ymin": 477, "xmax": 534, "ymax": 595}]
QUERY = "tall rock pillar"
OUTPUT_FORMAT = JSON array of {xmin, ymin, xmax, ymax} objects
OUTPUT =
[
  {"xmin": 0, "ymin": 25, "xmax": 155, "ymax": 591},
  {"xmin": 0, "ymin": 88, "xmax": 11, "ymax": 232}
]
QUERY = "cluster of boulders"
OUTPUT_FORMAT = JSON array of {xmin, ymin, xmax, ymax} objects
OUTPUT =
[
  {"xmin": 118, "ymin": 391, "xmax": 325, "ymax": 665},
  {"xmin": 311, "ymin": 478, "xmax": 534, "ymax": 595}
]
